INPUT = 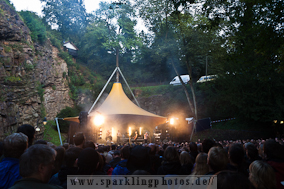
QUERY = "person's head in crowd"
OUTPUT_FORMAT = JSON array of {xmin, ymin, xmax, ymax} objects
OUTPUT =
[
  {"xmin": 192, "ymin": 153, "xmax": 209, "ymax": 175},
  {"xmin": 264, "ymin": 139, "xmax": 284, "ymax": 160},
  {"xmin": 208, "ymin": 147, "xmax": 228, "ymax": 173},
  {"xmin": 19, "ymin": 144, "xmax": 56, "ymax": 183},
  {"xmin": 228, "ymin": 143, "xmax": 245, "ymax": 167},
  {"xmin": 34, "ymin": 139, "xmax": 47, "ymax": 145},
  {"xmin": 47, "ymin": 142, "xmax": 56, "ymax": 149},
  {"xmin": 215, "ymin": 170, "xmax": 251, "ymax": 189},
  {"xmin": 63, "ymin": 143, "xmax": 70, "ymax": 150},
  {"xmin": 3, "ymin": 132, "xmax": 28, "ymax": 158},
  {"xmin": 249, "ymin": 160, "xmax": 276, "ymax": 189},
  {"xmin": 149, "ymin": 143, "xmax": 156, "ymax": 155},
  {"xmin": 84, "ymin": 140, "xmax": 95, "ymax": 149},
  {"xmin": 65, "ymin": 147, "xmax": 83, "ymax": 168},
  {"xmin": 162, "ymin": 144, "xmax": 168, "ymax": 151},
  {"xmin": 164, "ymin": 146, "xmax": 179, "ymax": 162},
  {"xmin": 180, "ymin": 151, "xmax": 192, "ymax": 166},
  {"xmin": 77, "ymin": 147, "xmax": 100, "ymax": 175},
  {"xmin": 202, "ymin": 139, "xmax": 215, "ymax": 154},
  {"xmin": 120, "ymin": 145, "xmax": 130, "ymax": 160},
  {"xmin": 53, "ymin": 146, "xmax": 65, "ymax": 175},
  {"xmin": 246, "ymin": 143, "xmax": 260, "ymax": 161},
  {"xmin": 73, "ymin": 132, "xmax": 85, "ymax": 148},
  {"xmin": 97, "ymin": 153, "xmax": 105, "ymax": 172},
  {"xmin": 111, "ymin": 144, "xmax": 117, "ymax": 151},
  {"xmin": 127, "ymin": 145, "xmax": 151, "ymax": 173},
  {"xmin": 97, "ymin": 147, "xmax": 104, "ymax": 154},
  {"xmin": 132, "ymin": 170, "xmax": 151, "ymax": 175},
  {"xmin": 189, "ymin": 142, "xmax": 198, "ymax": 153},
  {"xmin": 113, "ymin": 150, "xmax": 120, "ymax": 158},
  {"xmin": 17, "ymin": 124, "xmax": 35, "ymax": 147}
]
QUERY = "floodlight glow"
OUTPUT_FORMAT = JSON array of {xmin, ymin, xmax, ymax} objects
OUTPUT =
[
  {"xmin": 129, "ymin": 127, "xmax": 131, "ymax": 136},
  {"xmin": 281, "ymin": 121, "xmax": 284, "ymax": 124},
  {"xmin": 170, "ymin": 118, "xmax": 175, "ymax": 125},
  {"xmin": 93, "ymin": 114, "xmax": 105, "ymax": 126},
  {"xmin": 274, "ymin": 120, "xmax": 277, "ymax": 123},
  {"xmin": 35, "ymin": 127, "xmax": 40, "ymax": 132},
  {"xmin": 139, "ymin": 127, "xmax": 142, "ymax": 135}
]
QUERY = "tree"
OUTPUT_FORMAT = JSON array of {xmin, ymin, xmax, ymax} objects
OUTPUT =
[
  {"xmin": 202, "ymin": 0, "xmax": 284, "ymax": 123},
  {"xmin": 40, "ymin": 0, "xmax": 89, "ymax": 43}
]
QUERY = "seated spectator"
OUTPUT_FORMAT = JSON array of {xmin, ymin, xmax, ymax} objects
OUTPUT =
[
  {"xmin": 191, "ymin": 153, "xmax": 209, "ymax": 175},
  {"xmin": 189, "ymin": 142, "xmax": 198, "ymax": 163},
  {"xmin": 73, "ymin": 132, "xmax": 85, "ymax": 148},
  {"xmin": 157, "ymin": 146, "xmax": 181, "ymax": 175},
  {"xmin": 179, "ymin": 151, "xmax": 193, "ymax": 175},
  {"xmin": 10, "ymin": 144, "xmax": 61, "ymax": 189},
  {"xmin": 109, "ymin": 150, "xmax": 121, "ymax": 168},
  {"xmin": 228, "ymin": 143, "xmax": 248, "ymax": 176},
  {"xmin": 49, "ymin": 147, "xmax": 82, "ymax": 189},
  {"xmin": 77, "ymin": 147, "xmax": 100, "ymax": 175},
  {"xmin": 215, "ymin": 170, "xmax": 251, "ymax": 189},
  {"xmin": 17, "ymin": 124, "xmax": 35, "ymax": 147},
  {"xmin": 202, "ymin": 139, "xmax": 215, "ymax": 154},
  {"xmin": 112, "ymin": 146, "xmax": 130, "ymax": 175},
  {"xmin": 264, "ymin": 139, "xmax": 284, "ymax": 189},
  {"xmin": 249, "ymin": 160, "xmax": 277, "ymax": 189},
  {"xmin": 207, "ymin": 147, "xmax": 228, "ymax": 175},
  {"xmin": 0, "ymin": 133, "xmax": 28, "ymax": 189}
]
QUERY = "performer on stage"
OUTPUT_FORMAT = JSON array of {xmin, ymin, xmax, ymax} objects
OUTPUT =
[
  {"xmin": 144, "ymin": 132, "xmax": 149, "ymax": 144},
  {"xmin": 106, "ymin": 130, "xmax": 112, "ymax": 141},
  {"xmin": 133, "ymin": 131, "xmax": 138, "ymax": 143},
  {"xmin": 117, "ymin": 130, "xmax": 122, "ymax": 144}
]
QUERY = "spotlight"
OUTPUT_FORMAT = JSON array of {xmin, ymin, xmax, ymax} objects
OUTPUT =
[
  {"xmin": 170, "ymin": 118, "xmax": 175, "ymax": 125},
  {"xmin": 93, "ymin": 114, "xmax": 105, "ymax": 126}
]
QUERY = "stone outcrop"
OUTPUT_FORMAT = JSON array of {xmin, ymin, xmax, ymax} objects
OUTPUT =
[{"xmin": 0, "ymin": 0, "xmax": 73, "ymax": 139}]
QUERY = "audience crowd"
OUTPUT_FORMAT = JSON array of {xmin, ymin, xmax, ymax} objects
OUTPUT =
[{"xmin": 0, "ymin": 124, "xmax": 284, "ymax": 189}]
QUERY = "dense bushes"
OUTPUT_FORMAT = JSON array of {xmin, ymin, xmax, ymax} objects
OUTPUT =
[{"xmin": 20, "ymin": 11, "xmax": 46, "ymax": 44}]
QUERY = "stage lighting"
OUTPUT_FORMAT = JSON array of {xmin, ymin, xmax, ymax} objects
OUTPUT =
[{"xmin": 93, "ymin": 114, "xmax": 105, "ymax": 126}]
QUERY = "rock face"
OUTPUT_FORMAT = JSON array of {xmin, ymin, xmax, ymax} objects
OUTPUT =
[{"xmin": 0, "ymin": 1, "xmax": 73, "ymax": 139}]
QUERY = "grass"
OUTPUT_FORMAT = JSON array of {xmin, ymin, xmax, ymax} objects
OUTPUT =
[{"xmin": 43, "ymin": 120, "xmax": 67, "ymax": 146}]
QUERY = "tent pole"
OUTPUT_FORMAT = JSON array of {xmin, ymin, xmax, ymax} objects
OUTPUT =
[
  {"xmin": 55, "ymin": 117, "xmax": 63, "ymax": 146},
  {"xmin": 88, "ymin": 67, "xmax": 118, "ymax": 114},
  {"xmin": 117, "ymin": 67, "xmax": 141, "ymax": 107}
]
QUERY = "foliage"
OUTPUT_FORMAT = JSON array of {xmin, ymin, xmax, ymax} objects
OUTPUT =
[
  {"xmin": 4, "ymin": 76, "xmax": 21, "ymax": 82},
  {"xmin": 43, "ymin": 120, "xmax": 67, "ymax": 145},
  {"xmin": 56, "ymin": 106, "xmax": 81, "ymax": 133},
  {"xmin": 36, "ymin": 82, "xmax": 44, "ymax": 102},
  {"xmin": 20, "ymin": 11, "xmax": 47, "ymax": 44},
  {"xmin": 40, "ymin": 0, "xmax": 89, "ymax": 43},
  {"xmin": 3, "ymin": 46, "xmax": 12, "ymax": 52}
]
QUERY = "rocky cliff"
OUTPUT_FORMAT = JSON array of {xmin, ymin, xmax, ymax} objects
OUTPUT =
[{"xmin": 0, "ymin": 0, "xmax": 74, "ymax": 139}]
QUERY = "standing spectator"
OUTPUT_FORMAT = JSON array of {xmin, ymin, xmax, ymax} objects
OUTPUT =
[
  {"xmin": 49, "ymin": 147, "xmax": 82, "ymax": 189},
  {"xmin": 249, "ymin": 160, "xmax": 277, "ymax": 189},
  {"xmin": 202, "ymin": 139, "xmax": 215, "ymax": 154},
  {"xmin": 0, "ymin": 133, "xmax": 28, "ymax": 189},
  {"xmin": 10, "ymin": 144, "xmax": 61, "ymax": 189},
  {"xmin": 73, "ymin": 132, "xmax": 85, "ymax": 148},
  {"xmin": 109, "ymin": 150, "xmax": 121, "ymax": 168},
  {"xmin": 127, "ymin": 145, "xmax": 151, "ymax": 174},
  {"xmin": 264, "ymin": 139, "xmax": 284, "ymax": 189},
  {"xmin": 206, "ymin": 147, "xmax": 228, "ymax": 175},
  {"xmin": 157, "ymin": 146, "xmax": 181, "ymax": 175},
  {"xmin": 228, "ymin": 143, "xmax": 248, "ymax": 176},
  {"xmin": 17, "ymin": 124, "xmax": 35, "ymax": 147},
  {"xmin": 77, "ymin": 148, "xmax": 100, "ymax": 175},
  {"xmin": 216, "ymin": 170, "xmax": 251, "ymax": 189},
  {"xmin": 189, "ymin": 142, "xmax": 199, "ymax": 163},
  {"xmin": 191, "ymin": 153, "xmax": 209, "ymax": 175},
  {"xmin": 179, "ymin": 151, "xmax": 193, "ymax": 175},
  {"xmin": 112, "ymin": 146, "xmax": 131, "ymax": 175}
]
